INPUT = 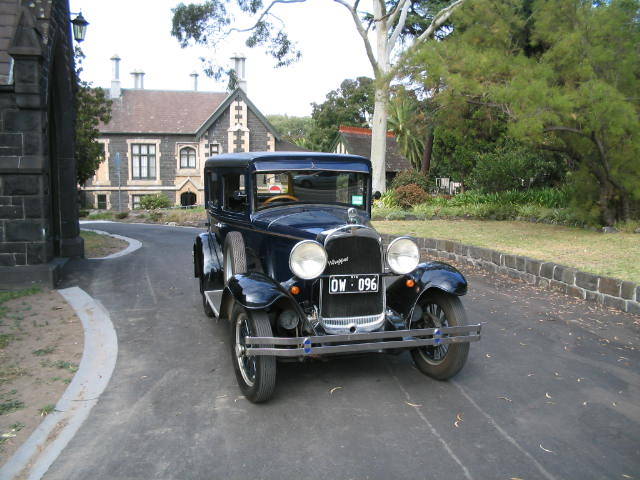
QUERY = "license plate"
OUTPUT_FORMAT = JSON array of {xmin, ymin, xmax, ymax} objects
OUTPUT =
[{"xmin": 328, "ymin": 274, "xmax": 379, "ymax": 294}]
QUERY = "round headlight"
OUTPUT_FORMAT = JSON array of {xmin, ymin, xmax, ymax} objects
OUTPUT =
[
  {"xmin": 387, "ymin": 237, "xmax": 419, "ymax": 274},
  {"xmin": 289, "ymin": 240, "xmax": 327, "ymax": 280}
]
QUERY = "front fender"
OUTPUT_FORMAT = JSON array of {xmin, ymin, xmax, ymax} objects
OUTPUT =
[
  {"xmin": 194, "ymin": 232, "xmax": 223, "ymax": 290},
  {"xmin": 221, "ymin": 272, "xmax": 305, "ymax": 320},
  {"xmin": 386, "ymin": 262, "xmax": 467, "ymax": 317}
]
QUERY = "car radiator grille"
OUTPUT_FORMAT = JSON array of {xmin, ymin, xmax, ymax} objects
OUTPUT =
[{"xmin": 320, "ymin": 233, "xmax": 385, "ymax": 333}]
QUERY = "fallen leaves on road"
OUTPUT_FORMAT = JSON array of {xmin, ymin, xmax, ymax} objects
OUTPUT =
[
  {"xmin": 454, "ymin": 412, "xmax": 464, "ymax": 428},
  {"xmin": 485, "ymin": 353, "xmax": 492, "ymax": 358},
  {"xmin": 405, "ymin": 401, "xmax": 422, "ymax": 407},
  {"xmin": 497, "ymin": 396, "xmax": 512, "ymax": 402},
  {"xmin": 539, "ymin": 443, "xmax": 554, "ymax": 453},
  {"xmin": 330, "ymin": 386, "xmax": 342, "ymax": 394}
]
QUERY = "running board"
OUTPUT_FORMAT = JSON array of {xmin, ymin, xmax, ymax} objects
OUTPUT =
[{"xmin": 204, "ymin": 289, "xmax": 223, "ymax": 317}]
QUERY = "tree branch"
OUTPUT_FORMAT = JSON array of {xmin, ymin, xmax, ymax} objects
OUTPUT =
[
  {"xmin": 388, "ymin": 0, "xmax": 411, "ymax": 52},
  {"xmin": 333, "ymin": 0, "xmax": 380, "ymax": 75},
  {"xmin": 543, "ymin": 125, "xmax": 591, "ymax": 138},
  {"xmin": 228, "ymin": 0, "xmax": 308, "ymax": 34},
  {"xmin": 416, "ymin": 0, "xmax": 464, "ymax": 43}
]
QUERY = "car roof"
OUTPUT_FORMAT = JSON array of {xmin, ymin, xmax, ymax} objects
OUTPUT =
[{"xmin": 204, "ymin": 151, "xmax": 371, "ymax": 173}]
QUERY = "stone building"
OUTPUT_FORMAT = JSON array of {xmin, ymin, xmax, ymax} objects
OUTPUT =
[
  {"xmin": 81, "ymin": 55, "xmax": 296, "ymax": 210},
  {"xmin": 332, "ymin": 125, "xmax": 411, "ymax": 185},
  {"xmin": 0, "ymin": 0, "xmax": 83, "ymax": 287}
]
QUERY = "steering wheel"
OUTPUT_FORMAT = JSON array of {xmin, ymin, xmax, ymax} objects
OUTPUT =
[{"xmin": 263, "ymin": 194, "xmax": 299, "ymax": 205}]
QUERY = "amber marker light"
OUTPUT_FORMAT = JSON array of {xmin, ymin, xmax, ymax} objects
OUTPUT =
[
  {"xmin": 290, "ymin": 286, "xmax": 301, "ymax": 295},
  {"xmin": 405, "ymin": 279, "xmax": 416, "ymax": 288}
]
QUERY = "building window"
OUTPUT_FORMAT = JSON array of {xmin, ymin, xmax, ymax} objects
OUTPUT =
[
  {"xmin": 97, "ymin": 194, "xmax": 107, "ymax": 210},
  {"xmin": 131, "ymin": 144, "xmax": 156, "ymax": 179},
  {"xmin": 131, "ymin": 194, "xmax": 148, "ymax": 209},
  {"xmin": 180, "ymin": 147, "xmax": 197, "ymax": 168},
  {"xmin": 209, "ymin": 143, "xmax": 220, "ymax": 156}
]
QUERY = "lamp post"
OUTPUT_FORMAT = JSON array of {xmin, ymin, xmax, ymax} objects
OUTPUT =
[{"xmin": 70, "ymin": 11, "xmax": 89, "ymax": 42}]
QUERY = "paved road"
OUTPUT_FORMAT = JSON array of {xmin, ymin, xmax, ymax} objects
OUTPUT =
[{"xmin": 46, "ymin": 222, "xmax": 640, "ymax": 480}]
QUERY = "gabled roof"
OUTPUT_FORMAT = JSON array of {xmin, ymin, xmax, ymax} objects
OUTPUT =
[
  {"xmin": 195, "ymin": 87, "xmax": 280, "ymax": 140},
  {"xmin": 100, "ymin": 89, "xmax": 228, "ymax": 134},
  {"xmin": 334, "ymin": 126, "xmax": 411, "ymax": 172}
]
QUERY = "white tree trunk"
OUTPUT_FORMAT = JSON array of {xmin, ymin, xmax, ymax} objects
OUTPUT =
[
  {"xmin": 371, "ymin": 86, "xmax": 389, "ymax": 193},
  {"xmin": 370, "ymin": 0, "xmax": 389, "ymax": 193}
]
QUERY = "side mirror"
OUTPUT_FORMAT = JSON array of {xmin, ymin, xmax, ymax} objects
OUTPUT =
[{"xmin": 373, "ymin": 191, "xmax": 382, "ymax": 200}]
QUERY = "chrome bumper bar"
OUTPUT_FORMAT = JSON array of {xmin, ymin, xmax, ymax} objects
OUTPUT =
[{"xmin": 245, "ymin": 325, "xmax": 482, "ymax": 357}]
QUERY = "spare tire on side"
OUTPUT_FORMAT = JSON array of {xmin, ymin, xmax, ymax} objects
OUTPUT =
[{"xmin": 223, "ymin": 231, "xmax": 247, "ymax": 285}]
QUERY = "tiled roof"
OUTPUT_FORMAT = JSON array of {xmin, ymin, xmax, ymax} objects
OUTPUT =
[
  {"xmin": 100, "ymin": 89, "xmax": 228, "ymax": 134},
  {"xmin": 337, "ymin": 125, "xmax": 411, "ymax": 172}
]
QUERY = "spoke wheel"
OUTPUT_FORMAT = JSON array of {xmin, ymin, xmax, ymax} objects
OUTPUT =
[
  {"xmin": 230, "ymin": 305, "xmax": 276, "ymax": 403},
  {"xmin": 410, "ymin": 290, "xmax": 470, "ymax": 380},
  {"xmin": 223, "ymin": 232, "xmax": 247, "ymax": 285}
]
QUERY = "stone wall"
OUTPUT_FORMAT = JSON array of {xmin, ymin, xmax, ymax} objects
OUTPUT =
[{"xmin": 380, "ymin": 233, "xmax": 640, "ymax": 316}]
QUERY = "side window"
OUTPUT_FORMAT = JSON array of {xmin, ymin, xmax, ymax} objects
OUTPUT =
[
  {"xmin": 206, "ymin": 171, "xmax": 219, "ymax": 208},
  {"xmin": 222, "ymin": 173, "xmax": 247, "ymax": 213}
]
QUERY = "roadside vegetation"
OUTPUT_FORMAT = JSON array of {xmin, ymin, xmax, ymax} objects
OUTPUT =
[
  {"xmin": 0, "ymin": 289, "xmax": 83, "ymax": 465},
  {"xmin": 80, "ymin": 230, "xmax": 128, "ymax": 258},
  {"xmin": 373, "ymin": 219, "xmax": 640, "ymax": 283}
]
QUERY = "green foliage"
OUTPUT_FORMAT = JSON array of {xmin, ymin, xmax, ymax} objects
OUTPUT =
[
  {"xmin": 115, "ymin": 211, "xmax": 129, "ymax": 220},
  {"xmin": 307, "ymin": 77, "xmax": 375, "ymax": 152},
  {"xmin": 140, "ymin": 194, "xmax": 171, "ymax": 210},
  {"xmin": 387, "ymin": 91, "xmax": 426, "ymax": 170},
  {"xmin": 412, "ymin": 0, "xmax": 640, "ymax": 224},
  {"xmin": 390, "ymin": 170, "xmax": 432, "ymax": 192},
  {"xmin": 469, "ymin": 140, "xmax": 566, "ymax": 192},
  {"xmin": 75, "ymin": 48, "xmax": 112, "ymax": 185},
  {"xmin": 171, "ymin": 1, "xmax": 300, "ymax": 74},
  {"xmin": 375, "ymin": 190, "xmax": 401, "ymax": 209},
  {"xmin": 395, "ymin": 184, "xmax": 428, "ymax": 209},
  {"xmin": 266, "ymin": 115, "xmax": 313, "ymax": 145}
]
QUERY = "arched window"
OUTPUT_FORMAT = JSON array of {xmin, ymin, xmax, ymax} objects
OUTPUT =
[{"xmin": 180, "ymin": 147, "xmax": 196, "ymax": 168}]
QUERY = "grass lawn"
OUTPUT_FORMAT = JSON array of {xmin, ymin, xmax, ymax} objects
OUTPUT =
[
  {"xmin": 80, "ymin": 230, "xmax": 128, "ymax": 258},
  {"xmin": 373, "ymin": 219, "xmax": 640, "ymax": 283}
]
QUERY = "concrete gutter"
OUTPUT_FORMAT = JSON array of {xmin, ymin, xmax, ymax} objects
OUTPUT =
[
  {"xmin": 80, "ymin": 228, "xmax": 142, "ymax": 259},
  {"xmin": 380, "ymin": 233, "xmax": 640, "ymax": 316},
  {"xmin": 0, "ymin": 287, "xmax": 118, "ymax": 480}
]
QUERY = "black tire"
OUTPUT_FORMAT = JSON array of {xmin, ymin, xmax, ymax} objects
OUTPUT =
[
  {"xmin": 223, "ymin": 232, "xmax": 247, "ymax": 285},
  {"xmin": 410, "ymin": 290, "xmax": 470, "ymax": 380},
  {"xmin": 199, "ymin": 275, "xmax": 214, "ymax": 318},
  {"xmin": 230, "ymin": 305, "xmax": 277, "ymax": 403}
]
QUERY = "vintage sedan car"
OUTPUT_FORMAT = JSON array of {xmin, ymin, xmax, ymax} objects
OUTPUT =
[{"xmin": 193, "ymin": 152, "xmax": 481, "ymax": 402}]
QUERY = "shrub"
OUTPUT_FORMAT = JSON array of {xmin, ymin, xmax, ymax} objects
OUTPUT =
[
  {"xmin": 390, "ymin": 170, "xmax": 431, "ymax": 192},
  {"xmin": 140, "ymin": 194, "xmax": 171, "ymax": 210},
  {"xmin": 148, "ymin": 211, "xmax": 162, "ymax": 222},
  {"xmin": 395, "ymin": 183, "xmax": 428, "ymax": 209},
  {"xmin": 79, "ymin": 210, "xmax": 89, "ymax": 218},
  {"xmin": 375, "ymin": 190, "xmax": 400, "ymax": 208},
  {"xmin": 115, "ymin": 211, "xmax": 129, "ymax": 219}
]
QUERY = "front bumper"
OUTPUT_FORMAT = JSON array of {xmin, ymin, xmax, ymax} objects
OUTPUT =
[{"xmin": 244, "ymin": 324, "xmax": 482, "ymax": 357}]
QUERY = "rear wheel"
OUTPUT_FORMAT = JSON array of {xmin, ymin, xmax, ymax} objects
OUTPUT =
[
  {"xmin": 230, "ymin": 304, "xmax": 276, "ymax": 403},
  {"xmin": 223, "ymin": 232, "xmax": 247, "ymax": 285},
  {"xmin": 410, "ymin": 290, "xmax": 470, "ymax": 380}
]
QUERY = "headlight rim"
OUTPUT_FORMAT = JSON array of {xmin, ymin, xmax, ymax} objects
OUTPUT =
[
  {"xmin": 289, "ymin": 239, "xmax": 328, "ymax": 280},
  {"xmin": 386, "ymin": 236, "xmax": 420, "ymax": 275}
]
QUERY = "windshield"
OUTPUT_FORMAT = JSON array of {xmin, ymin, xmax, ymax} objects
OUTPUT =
[{"xmin": 254, "ymin": 171, "xmax": 368, "ymax": 211}]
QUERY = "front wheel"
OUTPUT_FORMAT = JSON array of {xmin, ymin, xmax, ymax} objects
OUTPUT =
[
  {"xmin": 410, "ymin": 290, "xmax": 470, "ymax": 380},
  {"xmin": 230, "ymin": 305, "xmax": 276, "ymax": 403}
]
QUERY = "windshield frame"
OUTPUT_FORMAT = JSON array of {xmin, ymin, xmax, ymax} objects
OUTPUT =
[{"xmin": 252, "ymin": 169, "xmax": 371, "ymax": 213}]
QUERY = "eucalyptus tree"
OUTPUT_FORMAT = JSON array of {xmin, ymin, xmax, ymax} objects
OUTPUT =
[{"xmin": 171, "ymin": 0, "xmax": 466, "ymax": 192}]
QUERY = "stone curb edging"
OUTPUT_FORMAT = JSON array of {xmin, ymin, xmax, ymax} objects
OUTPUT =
[
  {"xmin": 80, "ymin": 228, "xmax": 142, "ymax": 259},
  {"xmin": 0, "ymin": 287, "xmax": 118, "ymax": 480},
  {"xmin": 380, "ymin": 233, "xmax": 640, "ymax": 316}
]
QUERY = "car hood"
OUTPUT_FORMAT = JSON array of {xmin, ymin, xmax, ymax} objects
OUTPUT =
[{"xmin": 253, "ymin": 205, "xmax": 371, "ymax": 240}]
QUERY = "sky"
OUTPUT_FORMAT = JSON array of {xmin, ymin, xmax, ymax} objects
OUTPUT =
[{"xmin": 69, "ymin": 0, "xmax": 375, "ymax": 117}]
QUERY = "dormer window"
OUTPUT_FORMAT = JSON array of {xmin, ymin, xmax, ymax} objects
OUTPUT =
[{"xmin": 180, "ymin": 146, "xmax": 197, "ymax": 169}]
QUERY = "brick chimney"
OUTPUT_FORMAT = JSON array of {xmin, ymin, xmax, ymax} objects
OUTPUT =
[{"xmin": 110, "ymin": 54, "xmax": 121, "ymax": 99}]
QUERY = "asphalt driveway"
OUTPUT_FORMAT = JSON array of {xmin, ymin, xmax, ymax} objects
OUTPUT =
[{"xmin": 46, "ymin": 222, "xmax": 640, "ymax": 480}]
